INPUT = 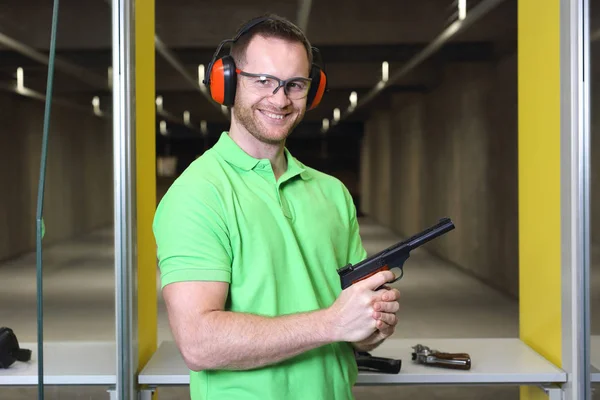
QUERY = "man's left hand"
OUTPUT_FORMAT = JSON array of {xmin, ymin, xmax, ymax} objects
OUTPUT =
[{"xmin": 352, "ymin": 287, "xmax": 400, "ymax": 351}]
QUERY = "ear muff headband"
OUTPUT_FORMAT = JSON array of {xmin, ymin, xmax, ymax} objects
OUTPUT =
[
  {"xmin": 203, "ymin": 16, "xmax": 272, "ymax": 91},
  {"xmin": 204, "ymin": 17, "xmax": 328, "ymax": 110}
]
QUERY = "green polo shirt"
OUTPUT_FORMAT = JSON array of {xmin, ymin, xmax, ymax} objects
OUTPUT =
[{"xmin": 153, "ymin": 132, "xmax": 367, "ymax": 400}]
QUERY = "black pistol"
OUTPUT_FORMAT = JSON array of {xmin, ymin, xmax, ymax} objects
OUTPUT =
[
  {"xmin": 337, "ymin": 218, "xmax": 455, "ymax": 289},
  {"xmin": 355, "ymin": 351, "xmax": 401, "ymax": 374}
]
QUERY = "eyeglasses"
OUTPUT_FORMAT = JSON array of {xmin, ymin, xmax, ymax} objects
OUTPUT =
[{"xmin": 236, "ymin": 69, "xmax": 312, "ymax": 100}]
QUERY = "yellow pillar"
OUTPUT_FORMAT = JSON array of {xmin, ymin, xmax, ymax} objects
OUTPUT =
[
  {"xmin": 518, "ymin": 0, "xmax": 561, "ymax": 398},
  {"xmin": 136, "ymin": 0, "xmax": 157, "ymax": 378}
]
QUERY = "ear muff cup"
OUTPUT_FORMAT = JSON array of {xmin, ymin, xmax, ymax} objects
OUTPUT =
[
  {"xmin": 208, "ymin": 55, "xmax": 237, "ymax": 107},
  {"xmin": 307, "ymin": 64, "xmax": 327, "ymax": 110}
]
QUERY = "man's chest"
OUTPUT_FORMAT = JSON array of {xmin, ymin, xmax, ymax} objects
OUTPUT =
[{"xmin": 224, "ymin": 179, "xmax": 350, "ymax": 290}]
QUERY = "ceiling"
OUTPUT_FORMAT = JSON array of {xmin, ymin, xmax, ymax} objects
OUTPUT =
[{"xmin": 0, "ymin": 0, "xmax": 519, "ymax": 137}]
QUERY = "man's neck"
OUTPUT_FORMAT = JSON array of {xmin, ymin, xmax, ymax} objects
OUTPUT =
[{"xmin": 228, "ymin": 125, "xmax": 288, "ymax": 180}]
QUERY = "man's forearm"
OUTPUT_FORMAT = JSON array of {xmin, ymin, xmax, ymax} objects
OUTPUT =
[{"xmin": 185, "ymin": 308, "xmax": 335, "ymax": 371}]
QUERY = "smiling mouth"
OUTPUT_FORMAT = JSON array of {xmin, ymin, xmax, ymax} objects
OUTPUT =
[{"xmin": 259, "ymin": 110, "xmax": 290, "ymax": 121}]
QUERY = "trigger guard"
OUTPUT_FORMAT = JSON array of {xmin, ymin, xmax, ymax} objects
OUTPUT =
[
  {"xmin": 397, "ymin": 268, "xmax": 404, "ymax": 280},
  {"xmin": 389, "ymin": 267, "xmax": 404, "ymax": 282}
]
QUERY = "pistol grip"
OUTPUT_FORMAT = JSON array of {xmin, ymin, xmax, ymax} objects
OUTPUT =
[
  {"xmin": 430, "ymin": 352, "xmax": 471, "ymax": 370},
  {"xmin": 351, "ymin": 265, "xmax": 390, "ymax": 286},
  {"xmin": 351, "ymin": 265, "xmax": 404, "ymax": 288},
  {"xmin": 355, "ymin": 352, "xmax": 402, "ymax": 374}
]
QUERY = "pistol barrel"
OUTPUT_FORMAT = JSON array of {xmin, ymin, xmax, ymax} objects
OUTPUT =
[
  {"xmin": 338, "ymin": 217, "xmax": 455, "ymax": 289},
  {"xmin": 407, "ymin": 218, "xmax": 455, "ymax": 250}
]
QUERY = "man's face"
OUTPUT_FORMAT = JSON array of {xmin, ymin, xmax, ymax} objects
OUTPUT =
[{"xmin": 232, "ymin": 35, "xmax": 310, "ymax": 145}]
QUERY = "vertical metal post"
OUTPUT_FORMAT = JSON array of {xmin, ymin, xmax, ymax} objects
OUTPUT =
[
  {"xmin": 560, "ymin": 0, "xmax": 591, "ymax": 398},
  {"xmin": 112, "ymin": 0, "xmax": 138, "ymax": 398},
  {"xmin": 547, "ymin": 387, "xmax": 565, "ymax": 400},
  {"xmin": 107, "ymin": 388, "xmax": 117, "ymax": 400},
  {"xmin": 579, "ymin": 0, "xmax": 592, "ymax": 397}
]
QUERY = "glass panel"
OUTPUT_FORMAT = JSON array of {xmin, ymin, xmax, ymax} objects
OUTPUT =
[{"xmin": 0, "ymin": 0, "xmax": 115, "ymax": 398}]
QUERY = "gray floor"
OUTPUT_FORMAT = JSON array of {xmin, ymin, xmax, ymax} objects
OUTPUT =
[{"xmin": 0, "ymin": 217, "xmax": 544, "ymax": 399}]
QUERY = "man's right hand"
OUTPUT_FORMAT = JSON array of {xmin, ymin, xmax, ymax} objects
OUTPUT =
[{"xmin": 326, "ymin": 270, "xmax": 398, "ymax": 343}]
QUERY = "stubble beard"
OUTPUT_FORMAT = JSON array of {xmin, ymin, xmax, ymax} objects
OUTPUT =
[{"xmin": 233, "ymin": 102, "xmax": 304, "ymax": 146}]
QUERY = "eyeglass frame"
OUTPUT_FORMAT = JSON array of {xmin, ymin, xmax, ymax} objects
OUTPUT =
[{"xmin": 236, "ymin": 68, "xmax": 313, "ymax": 99}]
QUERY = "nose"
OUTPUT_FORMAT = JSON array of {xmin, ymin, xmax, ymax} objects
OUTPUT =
[{"xmin": 268, "ymin": 85, "xmax": 292, "ymax": 108}]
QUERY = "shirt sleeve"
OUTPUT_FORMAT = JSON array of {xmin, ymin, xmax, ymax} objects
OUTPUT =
[
  {"xmin": 152, "ymin": 179, "xmax": 233, "ymax": 289},
  {"xmin": 343, "ymin": 186, "xmax": 367, "ymax": 265}
]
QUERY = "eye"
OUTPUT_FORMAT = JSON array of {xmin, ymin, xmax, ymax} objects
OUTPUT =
[
  {"xmin": 287, "ymin": 81, "xmax": 307, "ymax": 90},
  {"xmin": 256, "ymin": 76, "xmax": 274, "ymax": 86}
]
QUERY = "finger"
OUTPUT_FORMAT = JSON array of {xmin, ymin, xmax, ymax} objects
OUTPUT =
[
  {"xmin": 373, "ymin": 311, "xmax": 398, "ymax": 326},
  {"xmin": 373, "ymin": 286, "xmax": 392, "ymax": 296},
  {"xmin": 381, "ymin": 288, "xmax": 400, "ymax": 301},
  {"xmin": 373, "ymin": 300, "xmax": 400, "ymax": 313},
  {"xmin": 360, "ymin": 270, "xmax": 396, "ymax": 290},
  {"xmin": 376, "ymin": 319, "xmax": 396, "ymax": 336},
  {"xmin": 373, "ymin": 286, "xmax": 400, "ymax": 301}
]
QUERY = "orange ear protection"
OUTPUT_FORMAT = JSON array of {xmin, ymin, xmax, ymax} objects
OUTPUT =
[{"xmin": 203, "ymin": 16, "xmax": 328, "ymax": 111}]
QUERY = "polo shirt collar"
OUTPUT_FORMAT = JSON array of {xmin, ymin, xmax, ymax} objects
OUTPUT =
[
  {"xmin": 282, "ymin": 147, "xmax": 310, "ymax": 181},
  {"xmin": 214, "ymin": 131, "xmax": 309, "ymax": 180}
]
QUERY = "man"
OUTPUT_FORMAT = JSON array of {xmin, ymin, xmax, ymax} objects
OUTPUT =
[{"xmin": 153, "ymin": 14, "xmax": 400, "ymax": 400}]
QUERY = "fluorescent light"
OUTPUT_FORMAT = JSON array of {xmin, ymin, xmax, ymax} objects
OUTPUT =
[
  {"xmin": 16, "ymin": 67, "xmax": 24, "ymax": 93},
  {"xmin": 333, "ymin": 108, "xmax": 340, "ymax": 122},
  {"xmin": 322, "ymin": 118, "xmax": 330, "ymax": 132},
  {"xmin": 92, "ymin": 96, "xmax": 102, "ymax": 116},
  {"xmin": 349, "ymin": 91, "xmax": 358, "ymax": 108},
  {"xmin": 156, "ymin": 96, "xmax": 163, "ymax": 112},
  {"xmin": 381, "ymin": 62, "xmax": 389, "ymax": 82},
  {"xmin": 198, "ymin": 64, "xmax": 205, "ymax": 86},
  {"xmin": 159, "ymin": 120, "xmax": 168, "ymax": 135},
  {"xmin": 458, "ymin": 0, "xmax": 467, "ymax": 20},
  {"xmin": 183, "ymin": 110, "xmax": 191, "ymax": 125},
  {"xmin": 200, "ymin": 120, "xmax": 208, "ymax": 135}
]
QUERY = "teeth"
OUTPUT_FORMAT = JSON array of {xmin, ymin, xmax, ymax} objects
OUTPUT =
[{"xmin": 263, "ymin": 111, "xmax": 284, "ymax": 120}]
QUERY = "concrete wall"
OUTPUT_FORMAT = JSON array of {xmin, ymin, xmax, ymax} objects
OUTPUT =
[
  {"xmin": 360, "ymin": 53, "xmax": 519, "ymax": 298},
  {"xmin": 361, "ymin": 111, "xmax": 393, "ymax": 223},
  {"xmin": 0, "ymin": 92, "xmax": 113, "ymax": 262}
]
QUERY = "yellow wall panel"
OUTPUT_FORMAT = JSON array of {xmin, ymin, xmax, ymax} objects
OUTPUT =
[
  {"xmin": 518, "ymin": 0, "xmax": 562, "ymax": 398},
  {"xmin": 135, "ymin": 0, "xmax": 157, "ymax": 372}
]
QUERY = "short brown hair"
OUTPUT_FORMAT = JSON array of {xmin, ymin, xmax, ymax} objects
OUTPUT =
[{"xmin": 230, "ymin": 14, "xmax": 313, "ymax": 70}]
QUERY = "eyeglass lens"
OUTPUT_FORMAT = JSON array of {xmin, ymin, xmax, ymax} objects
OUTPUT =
[{"xmin": 241, "ymin": 74, "xmax": 311, "ymax": 99}]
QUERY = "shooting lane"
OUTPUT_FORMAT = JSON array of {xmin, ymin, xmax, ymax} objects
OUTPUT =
[
  {"xmin": 0, "ymin": 0, "xmax": 158, "ymax": 399},
  {"xmin": 137, "ymin": 2, "xmax": 587, "ymax": 400},
  {"xmin": 0, "ymin": 0, "xmax": 594, "ymax": 400},
  {"xmin": 356, "ymin": 0, "xmax": 592, "ymax": 400}
]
